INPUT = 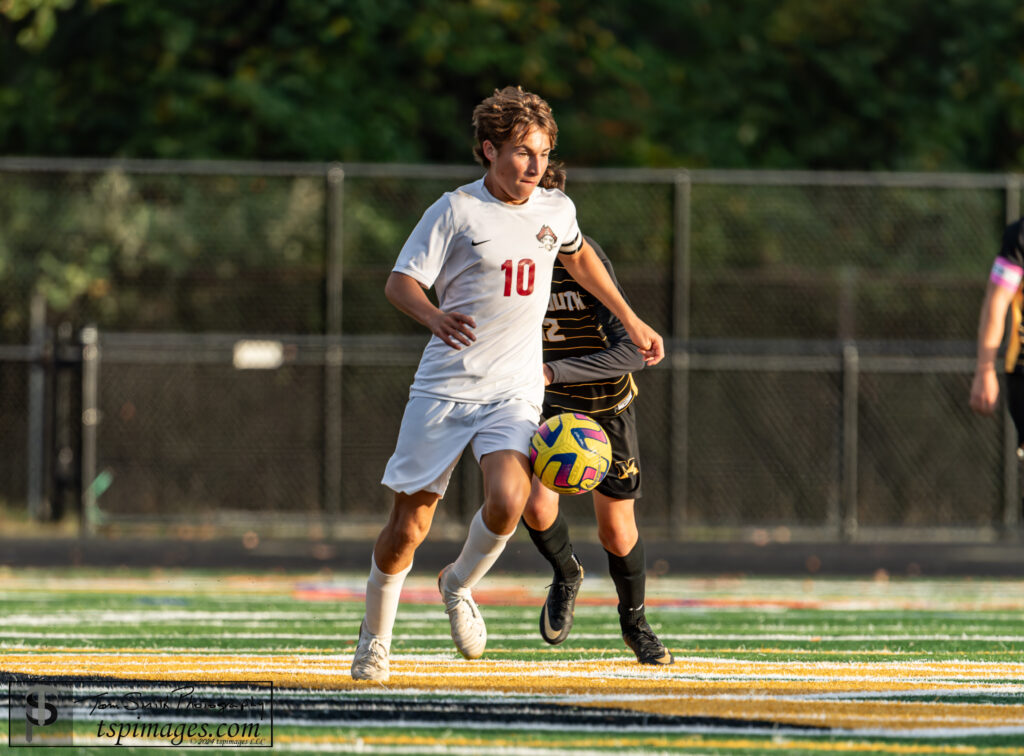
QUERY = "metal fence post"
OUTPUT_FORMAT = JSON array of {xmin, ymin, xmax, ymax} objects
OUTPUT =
[
  {"xmin": 80, "ymin": 326, "xmax": 100, "ymax": 536},
  {"xmin": 27, "ymin": 290, "xmax": 48, "ymax": 518},
  {"xmin": 829, "ymin": 268, "xmax": 859, "ymax": 534},
  {"xmin": 840, "ymin": 343, "xmax": 859, "ymax": 540},
  {"xmin": 670, "ymin": 171, "xmax": 691, "ymax": 535},
  {"xmin": 26, "ymin": 292, "xmax": 47, "ymax": 520},
  {"xmin": 324, "ymin": 164, "xmax": 345, "ymax": 514}
]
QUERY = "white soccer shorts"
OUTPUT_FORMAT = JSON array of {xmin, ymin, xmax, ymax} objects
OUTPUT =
[{"xmin": 381, "ymin": 396, "xmax": 540, "ymax": 496}]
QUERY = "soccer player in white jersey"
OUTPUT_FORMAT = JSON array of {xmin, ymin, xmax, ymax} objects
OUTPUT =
[{"xmin": 351, "ymin": 86, "xmax": 664, "ymax": 682}]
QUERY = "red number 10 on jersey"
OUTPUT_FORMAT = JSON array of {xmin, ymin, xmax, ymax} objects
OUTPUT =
[{"xmin": 501, "ymin": 258, "xmax": 535, "ymax": 296}]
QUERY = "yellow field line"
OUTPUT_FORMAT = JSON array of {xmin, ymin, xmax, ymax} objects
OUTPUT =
[
  {"xmin": 6, "ymin": 652, "xmax": 1024, "ymax": 679},
  {"xmin": 6, "ymin": 653, "xmax": 1024, "ymax": 684},
  {"xmin": 4, "ymin": 652, "xmax": 1024, "ymax": 732}
]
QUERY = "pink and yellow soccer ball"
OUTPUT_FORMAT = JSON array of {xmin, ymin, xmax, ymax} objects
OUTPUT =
[{"xmin": 529, "ymin": 412, "xmax": 612, "ymax": 495}]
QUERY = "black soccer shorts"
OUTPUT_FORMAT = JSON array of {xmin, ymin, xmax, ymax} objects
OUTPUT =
[
  {"xmin": 1006, "ymin": 371, "xmax": 1024, "ymax": 448},
  {"xmin": 594, "ymin": 405, "xmax": 642, "ymax": 500}
]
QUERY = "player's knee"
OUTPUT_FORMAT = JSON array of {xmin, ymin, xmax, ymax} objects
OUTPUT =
[
  {"xmin": 485, "ymin": 497, "xmax": 521, "ymax": 521},
  {"xmin": 488, "ymin": 477, "xmax": 531, "ymax": 511},
  {"xmin": 386, "ymin": 508, "xmax": 433, "ymax": 550},
  {"xmin": 599, "ymin": 526, "xmax": 637, "ymax": 557},
  {"xmin": 483, "ymin": 494, "xmax": 527, "ymax": 534},
  {"xmin": 388, "ymin": 520, "xmax": 429, "ymax": 554},
  {"xmin": 523, "ymin": 499, "xmax": 557, "ymax": 531}
]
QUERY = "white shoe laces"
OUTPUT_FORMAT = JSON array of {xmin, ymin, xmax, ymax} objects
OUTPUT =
[{"xmin": 364, "ymin": 636, "xmax": 389, "ymax": 664}]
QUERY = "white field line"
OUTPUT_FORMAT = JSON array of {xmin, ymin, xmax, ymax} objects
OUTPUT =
[
  {"xmin": 260, "ymin": 742, "xmax": 731, "ymax": 756},
  {"xmin": 288, "ymin": 686, "xmax": 1024, "ymax": 701},
  {"xmin": 8, "ymin": 662, "xmax": 1017, "ymax": 689},
  {"xmin": 6, "ymin": 629, "xmax": 1024, "ymax": 644},
  {"xmin": 778, "ymin": 687, "xmax": 1024, "ymax": 699},
  {"xmin": 663, "ymin": 633, "xmax": 1024, "ymax": 642},
  {"xmin": 8, "ymin": 660, "xmax": 1023, "ymax": 688},
  {"xmin": 9, "ymin": 647, "xmax": 1024, "ymax": 670},
  {"xmin": 0, "ymin": 611, "xmax": 366, "ymax": 625},
  {"xmin": 270, "ymin": 717, "xmax": 1024, "ymax": 740},
  {"xmin": 105, "ymin": 741, "xmax": 669, "ymax": 756},
  {"xmin": 542, "ymin": 688, "xmax": 1024, "ymax": 702},
  {"xmin": 554, "ymin": 689, "xmax": 1024, "ymax": 701},
  {"xmin": 5, "ymin": 598, "xmax": 1024, "ymax": 617}
]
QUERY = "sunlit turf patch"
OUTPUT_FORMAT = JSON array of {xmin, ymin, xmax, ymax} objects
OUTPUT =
[{"xmin": 2, "ymin": 569, "xmax": 1024, "ymax": 752}]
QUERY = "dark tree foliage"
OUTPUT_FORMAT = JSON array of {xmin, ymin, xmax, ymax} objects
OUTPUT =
[{"xmin": 2, "ymin": 0, "xmax": 1024, "ymax": 169}]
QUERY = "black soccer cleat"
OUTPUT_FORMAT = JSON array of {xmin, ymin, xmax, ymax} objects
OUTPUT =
[
  {"xmin": 539, "ymin": 556, "xmax": 584, "ymax": 645},
  {"xmin": 622, "ymin": 618, "xmax": 675, "ymax": 665}
]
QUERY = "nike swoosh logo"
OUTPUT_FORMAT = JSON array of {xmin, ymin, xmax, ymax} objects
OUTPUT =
[
  {"xmin": 471, "ymin": 239, "xmax": 491, "ymax": 246},
  {"xmin": 541, "ymin": 605, "xmax": 562, "ymax": 641}
]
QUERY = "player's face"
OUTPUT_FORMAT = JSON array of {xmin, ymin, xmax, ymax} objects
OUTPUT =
[{"xmin": 483, "ymin": 127, "xmax": 551, "ymax": 205}]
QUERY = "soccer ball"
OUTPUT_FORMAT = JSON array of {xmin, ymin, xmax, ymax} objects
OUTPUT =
[{"xmin": 529, "ymin": 413, "xmax": 612, "ymax": 495}]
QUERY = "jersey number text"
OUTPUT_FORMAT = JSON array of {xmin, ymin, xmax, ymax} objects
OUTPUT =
[
  {"xmin": 543, "ymin": 318, "xmax": 565, "ymax": 342},
  {"xmin": 501, "ymin": 258, "xmax": 535, "ymax": 296}
]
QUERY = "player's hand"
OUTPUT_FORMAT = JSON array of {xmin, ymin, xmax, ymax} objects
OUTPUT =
[
  {"xmin": 625, "ymin": 320, "xmax": 664, "ymax": 366},
  {"xmin": 429, "ymin": 310, "xmax": 477, "ymax": 350},
  {"xmin": 542, "ymin": 364, "xmax": 554, "ymax": 386},
  {"xmin": 969, "ymin": 366, "xmax": 1000, "ymax": 415}
]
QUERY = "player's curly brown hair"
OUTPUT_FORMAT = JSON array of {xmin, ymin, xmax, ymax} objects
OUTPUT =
[
  {"xmin": 472, "ymin": 86, "xmax": 559, "ymax": 170},
  {"xmin": 540, "ymin": 159, "xmax": 566, "ymax": 191}
]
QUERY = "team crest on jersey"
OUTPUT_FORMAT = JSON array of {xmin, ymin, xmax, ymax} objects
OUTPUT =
[{"xmin": 536, "ymin": 225, "xmax": 557, "ymax": 251}]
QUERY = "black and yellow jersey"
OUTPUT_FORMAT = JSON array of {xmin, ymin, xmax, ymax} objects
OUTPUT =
[
  {"xmin": 542, "ymin": 237, "xmax": 645, "ymax": 418},
  {"xmin": 1000, "ymin": 219, "xmax": 1024, "ymax": 373}
]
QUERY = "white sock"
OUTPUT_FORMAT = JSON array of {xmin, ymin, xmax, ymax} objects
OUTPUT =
[
  {"xmin": 448, "ymin": 508, "xmax": 514, "ymax": 591},
  {"xmin": 363, "ymin": 556, "xmax": 411, "ymax": 642}
]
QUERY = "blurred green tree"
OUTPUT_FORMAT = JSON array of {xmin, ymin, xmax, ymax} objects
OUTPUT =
[{"xmin": 2, "ymin": 0, "xmax": 1024, "ymax": 170}]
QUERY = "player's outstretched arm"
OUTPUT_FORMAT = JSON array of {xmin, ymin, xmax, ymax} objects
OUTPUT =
[
  {"xmin": 558, "ymin": 241, "xmax": 664, "ymax": 366},
  {"xmin": 385, "ymin": 271, "xmax": 477, "ymax": 350},
  {"xmin": 970, "ymin": 280, "xmax": 1015, "ymax": 415}
]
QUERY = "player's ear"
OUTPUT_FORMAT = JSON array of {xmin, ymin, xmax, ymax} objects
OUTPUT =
[{"xmin": 482, "ymin": 140, "xmax": 498, "ymax": 162}]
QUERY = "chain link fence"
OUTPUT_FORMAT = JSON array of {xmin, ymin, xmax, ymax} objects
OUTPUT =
[{"xmin": 0, "ymin": 158, "xmax": 1019, "ymax": 540}]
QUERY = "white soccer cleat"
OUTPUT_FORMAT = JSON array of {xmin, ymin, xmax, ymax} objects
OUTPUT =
[
  {"xmin": 351, "ymin": 619, "xmax": 390, "ymax": 682},
  {"xmin": 438, "ymin": 564, "xmax": 487, "ymax": 660}
]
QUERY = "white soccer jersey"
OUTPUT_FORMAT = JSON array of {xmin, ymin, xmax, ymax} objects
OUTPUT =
[{"xmin": 393, "ymin": 178, "xmax": 582, "ymax": 407}]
